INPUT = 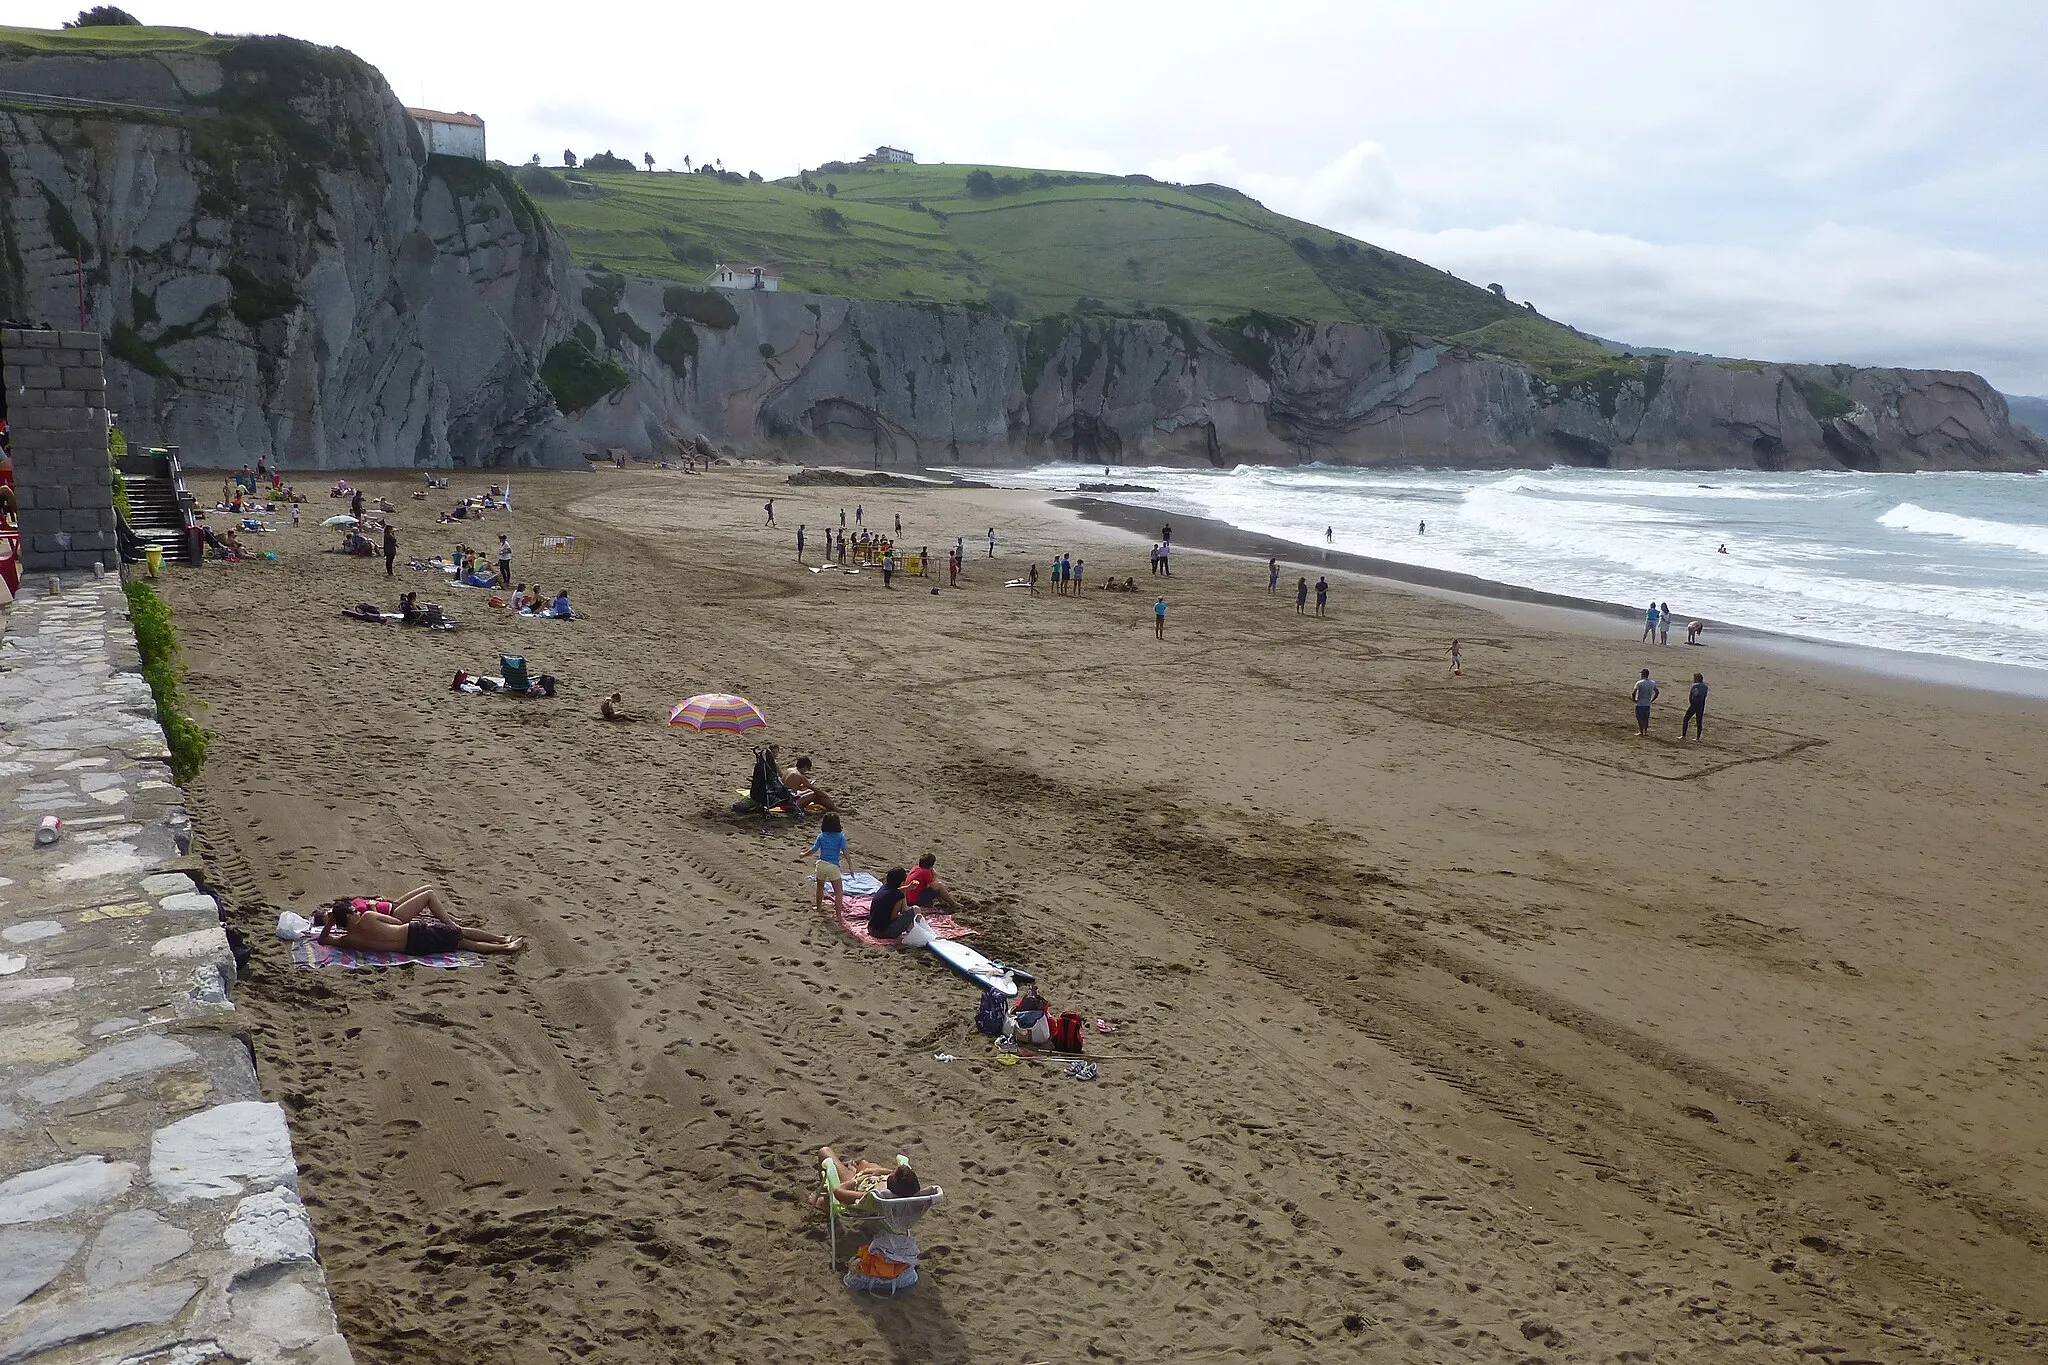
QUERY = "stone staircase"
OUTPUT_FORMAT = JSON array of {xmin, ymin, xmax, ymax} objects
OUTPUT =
[{"xmin": 116, "ymin": 448, "xmax": 196, "ymax": 565}]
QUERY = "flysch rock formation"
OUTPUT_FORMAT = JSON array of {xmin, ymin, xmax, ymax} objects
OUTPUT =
[
  {"xmin": 3, "ymin": 35, "xmax": 2042, "ymax": 474},
  {"xmin": 0, "ymin": 37, "xmax": 582, "ymax": 469},
  {"xmin": 569, "ymin": 288, "xmax": 2048, "ymax": 473}
]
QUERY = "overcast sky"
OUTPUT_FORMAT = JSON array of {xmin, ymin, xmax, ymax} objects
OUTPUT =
[{"xmin": 20, "ymin": 0, "xmax": 2048, "ymax": 391}]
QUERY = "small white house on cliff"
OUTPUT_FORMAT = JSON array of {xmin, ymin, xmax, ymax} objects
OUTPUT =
[
  {"xmin": 708, "ymin": 264, "xmax": 780, "ymax": 292},
  {"xmin": 408, "ymin": 108, "xmax": 486, "ymax": 160}
]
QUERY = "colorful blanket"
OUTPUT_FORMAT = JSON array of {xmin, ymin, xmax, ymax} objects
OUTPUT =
[
  {"xmin": 290, "ymin": 939, "xmax": 481, "ymax": 969},
  {"xmin": 833, "ymin": 893, "xmax": 974, "ymax": 950}
]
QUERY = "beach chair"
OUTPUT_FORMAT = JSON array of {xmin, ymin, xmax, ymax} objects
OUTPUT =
[{"xmin": 820, "ymin": 1153, "xmax": 944, "ymax": 1286}]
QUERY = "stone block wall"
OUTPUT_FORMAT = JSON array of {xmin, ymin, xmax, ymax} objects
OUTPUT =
[{"xmin": 2, "ymin": 328, "xmax": 116, "ymax": 573}]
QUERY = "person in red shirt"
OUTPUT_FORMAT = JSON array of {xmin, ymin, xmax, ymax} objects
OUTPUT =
[{"xmin": 902, "ymin": 854, "xmax": 959, "ymax": 912}]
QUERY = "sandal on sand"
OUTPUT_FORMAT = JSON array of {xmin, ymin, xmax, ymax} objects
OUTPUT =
[
  {"xmin": 1093, "ymin": 1019, "xmax": 1117, "ymax": 1034},
  {"xmin": 996, "ymin": 1054, "xmax": 1019, "ymax": 1067}
]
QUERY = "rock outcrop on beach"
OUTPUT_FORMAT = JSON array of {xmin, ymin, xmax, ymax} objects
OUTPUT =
[{"xmin": 4, "ymin": 33, "xmax": 2041, "ymax": 474}]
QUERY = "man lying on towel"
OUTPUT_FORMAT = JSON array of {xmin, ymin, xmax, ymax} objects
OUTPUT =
[{"xmin": 313, "ymin": 889, "xmax": 527, "ymax": 956}]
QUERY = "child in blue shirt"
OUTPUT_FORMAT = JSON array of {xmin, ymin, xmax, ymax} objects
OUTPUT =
[{"xmin": 801, "ymin": 813, "xmax": 855, "ymax": 914}]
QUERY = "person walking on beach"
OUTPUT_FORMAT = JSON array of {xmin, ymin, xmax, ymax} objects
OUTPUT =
[
  {"xmin": 383, "ymin": 522, "xmax": 398, "ymax": 578},
  {"xmin": 800, "ymin": 813, "xmax": 855, "ymax": 916},
  {"xmin": 1659, "ymin": 602, "xmax": 1672, "ymax": 646},
  {"xmin": 292, "ymin": 502, "xmax": 300, "ymax": 527},
  {"xmin": 1326, "ymin": 526, "xmax": 1334, "ymax": 544},
  {"xmin": 1149, "ymin": 544, "xmax": 1161, "ymax": 575},
  {"xmin": 1295, "ymin": 576, "xmax": 1309, "ymax": 615},
  {"xmin": 1158, "ymin": 538, "xmax": 1171, "ymax": 576},
  {"xmin": 1073, "ymin": 558, "xmax": 1084, "ymax": 592},
  {"xmin": 497, "ymin": 534, "xmax": 512, "ymax": 588},
  {"xmin": 856, "ymin": 504, "xmax": 864, "ymax": 527},
  {"xmin": 764, "ymin": 499, "xmax": 775, "ymax": 525},
  {"xmin": 894, "ymin": 512, "xmax": 902, "ymax": 535},
  {"xmin": 1643, "ymin": 602, "xmax": 1660, "ymax": 642},
  {"xmin": 1315, "ymin": 576, "xmax": 1329, "ymax": 618},
  {"xmin": 1448, "ymin": 639, "xmax": 1463, "ymax": 676},
  {"xmin": 840, "ymin": 508, "xmax": 846, "ymax": 529},
  {"xmin": 1028, "ymin": 562, "xmax": 1038, "ymax": 595},
  {"xmin": 1682, "ymin": 672, "xmax": 1708, "ymax": 740},
  {"xmin": 948, "ymin": 550, "xmax": 960, "ymax": 587},
  {"xmin": 796, "ymin": 525, "xmax": 806, "ymax": 562},
  {"xmin": 987, "ymin": 526, "xmax": 997, "ymax": 557},
  {"xmin": 1268, "ymin": 557, "xmax": 1279, "ymax": 593},
  {"xmin": 1631, "ymin": 668, "xmax": 1660, "ymax": 737},
  {"xmin": 881, "ymin": 547, "xmax": 896, "ymax": 589},
  {"xmin": 1153, "ymin": 596, "xmax": 1167, "ymax": 639},
  {"xmin": 1419, "ymin": 520, "xmax": 1426, "ymax": 535}
]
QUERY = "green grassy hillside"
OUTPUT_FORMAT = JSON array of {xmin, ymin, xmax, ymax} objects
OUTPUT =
[
  {"xmin": 529, "ymin": 160, "xmax": 1623, "ymax": 375},
  {"xmin": 0, "ymin": 23, "xmax": 229, "ymax": 54}
]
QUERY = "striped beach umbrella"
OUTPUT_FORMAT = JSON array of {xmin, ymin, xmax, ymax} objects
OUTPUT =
[{"xmin": 668, "ymin": 693, "xmax": 767, "ymax": 733}]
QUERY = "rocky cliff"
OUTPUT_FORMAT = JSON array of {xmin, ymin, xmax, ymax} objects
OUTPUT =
[
  {"xmin": 0, "ymin": 35, "xmax": 582, "ymax": 468},
  {"xmin": 3, "ymin": 33, "xmax": 2041, "ymax": 474},
  {"xmin": 559, "ymin": 285, "xmax": 2048, "ymax": 473}
]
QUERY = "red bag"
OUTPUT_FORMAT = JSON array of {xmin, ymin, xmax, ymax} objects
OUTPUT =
[{"xmin": 1048, "ymin": 1011, "xmax": 1084, "ymax": 1053}]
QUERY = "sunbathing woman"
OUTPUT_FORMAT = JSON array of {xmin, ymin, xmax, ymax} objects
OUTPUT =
[
  {"xmin": 817, "ymin": 1147, "xmax": 923, "ymax": 1206},
  {"xmin": 315, "ymin": 892, "xmax": 526, "ymax": 955}
]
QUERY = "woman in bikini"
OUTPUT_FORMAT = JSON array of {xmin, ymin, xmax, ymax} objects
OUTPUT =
[{"xmin": 314, "ymin": 888, "xmax": 527, "ymax": 955}]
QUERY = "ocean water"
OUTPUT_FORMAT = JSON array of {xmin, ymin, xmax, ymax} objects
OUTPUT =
[{"xmin": 984, "ymin": 463, "xmax": 2048, "ymax": 673}]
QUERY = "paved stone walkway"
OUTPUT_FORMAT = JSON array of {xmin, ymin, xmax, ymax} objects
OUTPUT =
[{"xmin": 0, "ymin": 574, "xmax": 352, "ymax": 1365}]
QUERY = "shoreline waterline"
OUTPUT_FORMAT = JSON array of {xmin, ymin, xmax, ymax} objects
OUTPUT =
[{"xmin": 1052, "ymin": 492, "xmax": 2048, "ymax": 701}]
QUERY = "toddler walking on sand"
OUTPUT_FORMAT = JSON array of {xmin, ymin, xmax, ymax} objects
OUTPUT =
[{"xmin": 801, "ymin": 813, "xmax": 856, "ymax": 915}]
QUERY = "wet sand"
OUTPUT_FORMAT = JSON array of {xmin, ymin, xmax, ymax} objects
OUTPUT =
[{"xmin": 167, "ymin": 465, "xmax": 2048, "ymax": 1363}]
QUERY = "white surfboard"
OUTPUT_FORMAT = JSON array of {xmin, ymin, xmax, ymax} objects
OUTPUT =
[{"xmin": 927, "ymin": 939, "xmax": 1029, "ymax": 997}]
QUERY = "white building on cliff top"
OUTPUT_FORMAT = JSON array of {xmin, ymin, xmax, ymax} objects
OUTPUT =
[
  {"xmin": 408, "ymin": 108, "xmax": 486, "ymax": 160},
  {"xmin": 708, "ymin": 264, "xmax": 779, "ymax": 292}
]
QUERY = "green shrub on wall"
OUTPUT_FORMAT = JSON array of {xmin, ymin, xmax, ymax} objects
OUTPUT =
[{"xmin": 122, "ymin": 579, "xmax": 209, "ymax": 781}]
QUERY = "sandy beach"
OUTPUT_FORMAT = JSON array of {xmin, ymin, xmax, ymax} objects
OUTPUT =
[{"xmin": 163, "ymin": 465, "xmax": 2048, "ymax": 1364}]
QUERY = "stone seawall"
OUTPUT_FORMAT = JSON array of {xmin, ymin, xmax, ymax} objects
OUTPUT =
[
  {"xmin": 2, "ymin": 329, "xmax": 117, "ymax": 574},
  {"xmin": 0, "ymin": 576, "xmax": 353, "ymax": 1364}
]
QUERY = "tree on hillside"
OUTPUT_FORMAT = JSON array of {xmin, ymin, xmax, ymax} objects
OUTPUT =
[
  {"xmin": 584, "ymin": 150, "xmax": 635, "ymax": 172},
  {"xmin": 67, "ymin": 6, "xmax": 141, "ymax": 25},
  {"xmin": 563, "ymin": 149, "xmax": 578, "ymax": 168},
  {"xmin": 816, "ymin": 206, "xmax": 845, "ymax": 233},
  {"xmin": 964, "ymin": 168, "xmax": 997, "ymax": 198},
  {"xmin": 747, "ymin": 170, "xmax": 762, "ymax": 183},
  {"xmin": 644, "ymin": 152, "xmax": 654, "ymax": 171},
  {"xmin": 825, "ymin": 183, "xmax": 837, "ymax": 198}
]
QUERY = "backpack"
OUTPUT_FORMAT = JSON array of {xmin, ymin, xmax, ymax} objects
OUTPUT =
[
  {"xmin": 500, "ymin": 654, "xmax": 529, "ymax": 693},
  {"xmin": 1048, "ymin": 1012, "xmax": 1084, "ymax": 1054},
  {"xmin": 974, "ymin": 987, "xmax": 1009, "ymax": 1037}
]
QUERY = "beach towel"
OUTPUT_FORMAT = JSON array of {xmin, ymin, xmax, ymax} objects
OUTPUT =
[
  {"xmin": 833, "ymin": 893, "xmax": 974, "ymax": 949},
  {"xmin": 290, "ymin": 939, "xmax": 482, "ymax": 969}
]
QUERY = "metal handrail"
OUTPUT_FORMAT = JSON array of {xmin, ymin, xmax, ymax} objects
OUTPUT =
[{"xmin": 0, "ymin": 88, "xmax": 185, "ymax": 116}]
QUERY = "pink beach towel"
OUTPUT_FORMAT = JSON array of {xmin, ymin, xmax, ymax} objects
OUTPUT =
[
  {"xmin": 834, "ymin": 893, "xmax": 975, "ymax": 949},
  {"xmin": 290, "ymin": 939, "xmax": 481, "ymax": 970}
]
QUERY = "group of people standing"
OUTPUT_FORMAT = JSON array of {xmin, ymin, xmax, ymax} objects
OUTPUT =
[
  {"xmin": 1632, "ymin": 668, "xmax": 1710, "ymax": 740},
  {"xmin": 1267, "ymin": 558, "xmax": 1330, "ymax": 617},
  {"xmin": 1643, "ymin": 600, "xmax": 1705, "ymax": 647}
]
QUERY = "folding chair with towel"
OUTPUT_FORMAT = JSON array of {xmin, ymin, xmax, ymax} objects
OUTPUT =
[{"xmin": 820, "ymin": 1152, "xmax": 944, "ymax": 1294}]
